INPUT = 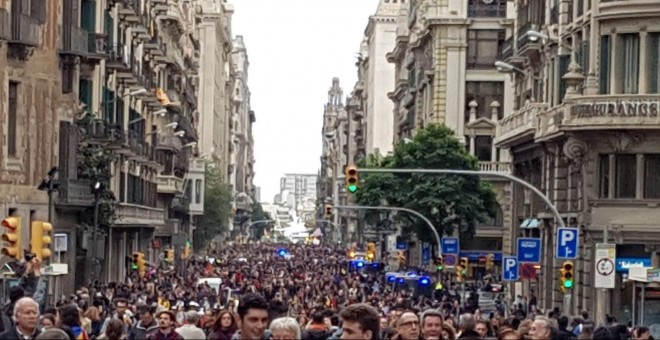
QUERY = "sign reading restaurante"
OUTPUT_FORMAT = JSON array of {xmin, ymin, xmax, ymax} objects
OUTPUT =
[{"xmin": 572, "ymin": 99, "xmax": 660, "ymax": 118}]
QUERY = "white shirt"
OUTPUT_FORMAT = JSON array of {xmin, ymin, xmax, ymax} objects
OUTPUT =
[{"xmin": 176, "ymin": 324, "xmax": 206, "ymax": 340}]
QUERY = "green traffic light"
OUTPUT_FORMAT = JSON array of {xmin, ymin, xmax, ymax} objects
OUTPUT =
[
  {"xmin": 436, "ymin": 265, "xmax": 444, "ymax": 270},
  {"xmin": 563, "ymin": 279, "xmax": 574, "ymax": 289},
  {"xmin": 348, "ymin": 184, "xmax": 358, "ymax": 193}
]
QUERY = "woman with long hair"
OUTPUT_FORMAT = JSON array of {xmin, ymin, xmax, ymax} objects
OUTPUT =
[
  {"xmin": 58, "ymin": 304, "xmax": 89, "ymax": 340},
  {"xmin": 208, "ymin": 310, "xmax": 238, "ymax": 340}
]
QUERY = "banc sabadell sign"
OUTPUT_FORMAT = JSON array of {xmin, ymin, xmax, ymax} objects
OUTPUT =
[{"xmin": 616, "ymin": 258, "xmax": 652, "ymax": 273}]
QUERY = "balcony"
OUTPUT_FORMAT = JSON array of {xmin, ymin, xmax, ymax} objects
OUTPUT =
[
  {"xmin": 115, "ymin": 203, "xmax": 165, "ymax": 227},
  {"xmin": 598, "ymin": 0, "xmax": 660, "ymax": 19},
  {"xmin": 9, "ymin": 14, "xmax": 40, "ymax": 46},
  {"xmin": 87, "ymin": 32, "xmax": 108, "ymax": 58},
  {"xmin": 467, "ymin": 0, "xmax": 507, "ymax": 18},
  {"xmin": 479, "ymin": 161, "xmax": 512, "ymax": 174},
  {"xmin": 494, "ymin": 102, "xmax": 548, "ymax": 147},
  {"xmin": 61, "ymin": 27, "xmax": 89, "ymax": 57},
  {"xmin": 127, "ymin": 132, "xmax": 155, "ymax": 162},
  {"xmin": 80, "ymin": 119, "xmax": 125, "ymax": 145},
  {"xmin": 156, "ymin": 134, "xmax": 181, "ymax": 153},
  {"xmin": 157, "ymin": 174, "xmax": 184, "ymax": 194},
  {"xmin": 106, "ymin": 45, "xmax": 130, "ymax": 70},
  {"xmin": 535, "ymin": 94, "xmax": 660, "ymax": 140},
  {"xmin": 516, "ymin": 23, "xmax": 542, "ymax": 61},
  {"xmin": 56, "ymin": 179, "xmax": 94, "ymax": 208},
  {"xmin": 189, "ymin": 158, "xmax": 205, "ymax": 173},
  {"xmin": 0, "ymin": 9, "xmax": 10, "ymax": 40},
  {"xmin": 498, "ymin": 36, "xmax": 514, "ymax": 62}
]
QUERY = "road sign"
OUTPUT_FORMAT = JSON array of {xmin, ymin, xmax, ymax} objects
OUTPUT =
[
  {"xmin": 595, "ymin": 243, "xmax": 616, "ymax": 289},
  {"xmin": 444, "ymin": 254, "xmax": 457, "ymax": 267},
  {"xmin": 441, "ymin": 237, "xmax": 460, "ymax": 254},
  {"xmin": 517, "ymin": 238, "xmax": 542, "ymax": 263},
  {"xmin": 556, "ymin": 228, "xmax": 579, "ymax": 259},
  {"xmin": 502, "ymin": 256, "xmax": 519, "ymax": 281}
]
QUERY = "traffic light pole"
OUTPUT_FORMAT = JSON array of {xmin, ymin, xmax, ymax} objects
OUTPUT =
[
  {"xmin": 333, "ymin": 204, "xmax": 442, "ymax": 267},
  {"xmin": 358, "ymin": 168, "xmax": 566, "ymax": 229}
]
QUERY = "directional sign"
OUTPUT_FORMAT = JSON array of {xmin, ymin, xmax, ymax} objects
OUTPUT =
[
  {"xmin": 502, "ymin": 256, "xmax": 519, "ymax": 281},
  {"xmin": 441, "ymin": 237, "xmax": 460, "ymax": 254},
  {"xmin": 556, "ymin": 228, "xmax": 579, "ymax": 259},
  {"xmin": 595, "ymin": 243, "xmax": 616, "ymax": 289},
  {"xmin": 517, "ymin": 238, "xmax": 542, "ymax": 263}
]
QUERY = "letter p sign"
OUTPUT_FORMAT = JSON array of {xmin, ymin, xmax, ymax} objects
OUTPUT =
[
  {"xmin": 503, "ymin": 256, "xmax": 519, "ymax": 281},
  {"xmin": 556, "ymin": 228, "xmax": 579, "ymax": 260}
]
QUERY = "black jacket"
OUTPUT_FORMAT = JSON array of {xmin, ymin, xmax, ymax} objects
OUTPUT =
[{"xmin": 0, "ymin": 327, "xmax": 41, "ymax": 340}]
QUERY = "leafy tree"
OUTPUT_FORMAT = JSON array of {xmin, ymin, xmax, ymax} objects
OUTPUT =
[
  {"xmin": 194, "ymin": 164, "xmax": 232, "ymax": 250},
  {"xmin": 251, "ymin": 202, "xmax": 272, "ymax": 239},
  {"xmin": 355, "ymin": 124, "xmax": 497, "ymax": 243}
]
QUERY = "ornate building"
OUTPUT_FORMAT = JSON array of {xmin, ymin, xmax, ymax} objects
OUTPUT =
[
  {"xmin": 387, "ymin": 0, "xmax": 515, "ymax": 268},
  {"xmin": 495, "ymin": 0, "xmax": 660, "ymax": 318},
  {"xmin": 229, "ymin": 35, "xmax": 256, "ymax": 235}
]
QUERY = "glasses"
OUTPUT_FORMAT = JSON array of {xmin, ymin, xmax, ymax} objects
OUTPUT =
[{"xmin": 400, "ymin": 320, "xmax": 419, "ymax": 328}]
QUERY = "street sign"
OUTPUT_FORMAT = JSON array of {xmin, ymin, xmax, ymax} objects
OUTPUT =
[
  {"xmin": 517, "ymin": 238, "xmax": 542, "ymax": 263},
  {"xmin": 441, "ymin": 237, "xmax": 460, "ymax": 254},
  {"xmin": 444, "ymin": 254, "xmax": 457, "ymax": 267},
  {"xmin": 502, "ymin": 256, "xmax": 519, "ymax": 281},
  {"xmin": 556, "ymin": 228, "xmax": 579, "ymax": 259},
  {"xmin": 595, "ymin": 243, "xmax": 616, "ymax": 289}
]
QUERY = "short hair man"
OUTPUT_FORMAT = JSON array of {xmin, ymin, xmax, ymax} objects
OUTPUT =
[
  {"xmin": 234, "ymin": 293, "xmax": 270, "ymax": 340},
  {"xmin": 396, "ymin": 312, "xmax": 420, "ymax": 340},
  {"xmin": 339, "ymin": 303, "xmax": 379, "ymax": 340},
  {"xmin": 0, "ymin": 297, "xmax": 41, "ymax": 339},
  {"xmin": 176, "ymin": 311, "xmax": 206, "ymax": 340},
  {"xmin": 420, "ymin": 309, "xmax": 443, "ymax": 340}
]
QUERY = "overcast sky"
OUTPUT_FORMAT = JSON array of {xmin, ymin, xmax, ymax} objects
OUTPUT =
[{"xmin": 231, "ymin": 0, "xmax": 380, "ymax": 203}]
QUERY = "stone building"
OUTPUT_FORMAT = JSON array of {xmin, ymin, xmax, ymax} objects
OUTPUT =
[
  {"xmin": 0, "ymin": 0, "xmax": 77, "ymax": 288},
  {"xmin": 317, "ymin": 78, "xmax": 351, "ymax": 242},
  {"xmin": 196, "ymin": 0, "xmax": 235, "ymax": 183},
  {"xmin": 495, "ymin": 0, "xmax": 660, "ymax": 318},
  {"xmin": 386, "ymin": 0, "xmax": 515, "ymax": 271},
  {"xmin": 0, "ymin": 0, "xmax": 249, "ymax": 292}
]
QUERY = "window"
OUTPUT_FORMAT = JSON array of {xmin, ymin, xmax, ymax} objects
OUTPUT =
[
  {"xmin": 615, "ymin": 155, "xmax": 636, "ymax": 198},
  {"xmin": 645, "ymin": 155, "xmax": 660, "ymax": 199},
  {"xmin": 467, "ymin": 30, "xmax": 504, "ymax": 69},
  {"xmin": 195, "ymin": 179, "xmax": 202, "ymax": 204},
  {"xmin": 465, "ymin": 82, "xmax": 504, "ymax": 121},
  {"xmin": 599, "ymin": 154, "xmax": 609, "ymax": 198},
  {"xmin": 467, "ymin": 0, "xmax": 506, "ymax": 18},
  {"xmin": 621, "ymin": 34, "xmax": 640, "ymax": 94},
  {"xmin": 8, "ymin": 82, "xmax": 18, "ymax": 157},
  {"xmin": 558, "ymin": 55, "xmax": 570, "ymax": 104},
  {"xmin": 599, "ymin": 35, "xmax": 611, "ymax": 94},
  {"xmin": 475, "ymin": 136, "xmax": 492, "ymax": 161}
]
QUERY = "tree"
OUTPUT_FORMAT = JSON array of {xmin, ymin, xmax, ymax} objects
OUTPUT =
[
  {"xmin": 194, "ymin": 164, "xmax": 232, "ymax": 250},
  {"xmin": 355, "ymin": 124, "xmax": 497, "ymax": 243},
  {"xmin": 251, "ymin": 202, "xmax": 272, "ymax": 240}
]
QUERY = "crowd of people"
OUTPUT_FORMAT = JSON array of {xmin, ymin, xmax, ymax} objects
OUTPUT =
[{"xmin": 0, "ymin": 243, "xmax": 653, "ymax": 340}]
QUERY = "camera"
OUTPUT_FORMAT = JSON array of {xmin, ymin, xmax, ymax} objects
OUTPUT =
[{"xmin": 24, "ymin": 251, "xmax": 35, "ymax": 262}]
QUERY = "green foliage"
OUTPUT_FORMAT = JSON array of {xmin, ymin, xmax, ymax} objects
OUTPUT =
[
  {"xmin": 251, "ymin": 202, "xmax": 272, "ymax": 222},
  {"xmin": 76, "ymin": 113, "xmax": 118, "ymax": 228},
  {"xmin": 355, "ymin": 124, "xmax": 497, "ymax": 243},
  {"xmin": 194, "ymin": 164, "xmax": 232, "ymax": 250}
]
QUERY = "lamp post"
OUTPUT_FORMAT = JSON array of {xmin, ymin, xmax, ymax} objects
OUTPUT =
[
  {"xmin": 90, "ymin": 181, "xmax": 103, "ymax": 283},
  {"xmin": 37, "ymin": 167, "xmax": 59, "ymax": 222}
]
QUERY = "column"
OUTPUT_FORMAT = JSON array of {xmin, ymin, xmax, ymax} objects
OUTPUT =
[
  {"xmin": 469, "ymin": 135, "xmax": 476, "ymax": 154},
  {"xmin": 639, "ymin": 32, "xmax": 649, "ymax": 94}
]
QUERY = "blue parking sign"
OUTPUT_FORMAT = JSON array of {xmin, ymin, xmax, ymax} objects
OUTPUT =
[
  {"xmin": 502, "ymin": 256, "xmax": 519, "ymax": 281},
  {"xmin": 556, "ymin": 228, "xmax": 579, "ymax": 259},
  {"xmin": 517, "ymin": 238, "xmax": 542, "ymax": 263}
]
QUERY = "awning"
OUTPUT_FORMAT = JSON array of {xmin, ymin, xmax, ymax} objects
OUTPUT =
[{"xmin": 520, "ymin": 218, "xmax": 540, "ymax": 228}]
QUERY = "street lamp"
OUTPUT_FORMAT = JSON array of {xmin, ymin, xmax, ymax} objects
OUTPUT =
[
  {"xmin": 90, "ymin": 181, "xmax": 104, "ymax": 282},
  {"xmin": 527, "ymin": 29, "xmax": 573, "ymax": 51},
  {"xmin": 165, "ymin": 122, "xmax": 178, "ymax": 129},
  {"xmin": 37, "ymin": 167, "xmax": 59, "ymax": 222},
  {"xmin": 174, "ymin": 131, "xmax": 185, "ymax": 137},
  {"xmin": 495, "ymin": 60, "xmax": 523, "ymax": 74}
]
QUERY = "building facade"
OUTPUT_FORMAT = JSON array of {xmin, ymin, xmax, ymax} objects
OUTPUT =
[
  {"xmin": 196, "ymin": 0, "xmax": 234, "ymax": 183},
  {"xmin": 279, "ymin": 173, "xmax": 317, "ymax": 222},
  {"xmin": 0, "ymin": 0, "xmax": 251, "ymax": 293},
  {"xmin": 362, "ymin": 0, "xmax": 402, "ymax": 156},
  {"xmin": 229, "ymin": 35, "xmax": 256, "ymax": 236},
  {"xmin": 383, "ymin": 0, "xmax": 515, "ymax": 266},
  {"xmin": 495, "ymin": 0, "xmax": 660, "ymax": 318}
]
